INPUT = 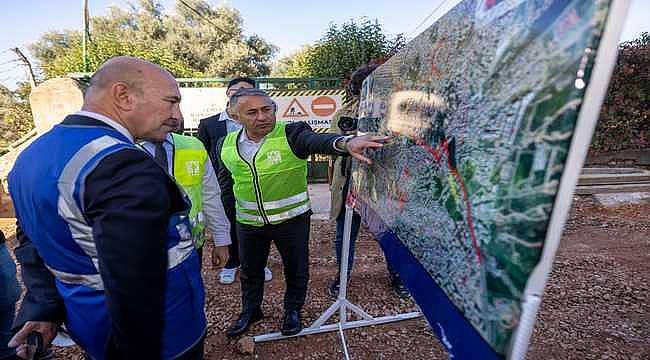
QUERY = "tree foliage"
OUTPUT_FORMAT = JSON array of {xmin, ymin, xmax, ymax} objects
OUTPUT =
[
  {"xmin": 592, "ymin": 32, "xmax": 649, "ymax": 153},
  {"xmin": 275, "ymin": 19, "xmax": 405, "ymax": 79},
  {"xmin": 0, "ymin": 82, "xmax": 33, "ymax": 151},
  {"xmin": 29, "ymin": 0, "xmax": 277, "ymax": 79}
]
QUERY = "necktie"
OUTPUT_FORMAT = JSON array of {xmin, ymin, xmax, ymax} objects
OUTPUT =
[{"xmin": 154, "ymin": 142, "xmax": 169, "ymax": 172}]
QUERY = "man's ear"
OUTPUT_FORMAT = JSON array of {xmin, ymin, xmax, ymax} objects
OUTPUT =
[
  {"xmin": 111, "ymin": 82, "xmax": 135, "ymax": 111},
  {"xmin": 229, "ymin": 108, "xmax": 240, "ymax": 121}
]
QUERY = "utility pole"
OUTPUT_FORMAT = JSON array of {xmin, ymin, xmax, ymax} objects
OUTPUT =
[
  {"xmin": 82, "ymin": 0, "xmax": 90, "ymax": 72},
  {"xmin": 11, "ymin": 48, "xmax": 36, "ymax": 88}
]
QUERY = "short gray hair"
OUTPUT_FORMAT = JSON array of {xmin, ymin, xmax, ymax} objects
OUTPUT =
[{"xmin": 229, "ymin": 88, "xmax": 274, "ymax": 111}]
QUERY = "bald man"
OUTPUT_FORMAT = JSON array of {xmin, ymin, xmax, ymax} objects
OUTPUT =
[{"xmin": 8, "ymin": 57, "xmax": 207, "ymax": 359}]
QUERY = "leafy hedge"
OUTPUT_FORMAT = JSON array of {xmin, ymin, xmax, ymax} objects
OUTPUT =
[{"xmin": 591, "ymin": 32, "xmax": 649, "ymax": 153}]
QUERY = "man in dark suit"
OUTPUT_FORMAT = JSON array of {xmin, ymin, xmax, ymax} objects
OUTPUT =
[
  {"xmin": 8, "ymin": 57, "xmax": 206, "ymax": 359},
  {"xmin": 217, "ymin": 88, "xmax": 388, "ymax": 337},
  {"xmin": 197, "ymin": 77, "xmax": 272, "ymax": 285}
]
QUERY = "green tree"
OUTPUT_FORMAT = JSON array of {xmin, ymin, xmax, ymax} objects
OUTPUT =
[
  {"xmin": 275, "ymin": 19, "xmax": 405, "ymax": 79},
  {"xmin": 592, "ymin": 32, "xmax": 649, "ymax": 153},
  {"xmin": 29, "ymin": 0, "xmax": 277, "ymax": 79},
  {"xmin": 0, "ymin": 82, "xmax": 33, "ymax": 150}
]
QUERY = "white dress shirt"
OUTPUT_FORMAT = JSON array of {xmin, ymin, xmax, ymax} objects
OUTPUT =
[
  {"xmin": 238, "ymin": 129, "xmax": 266, "ymax": 163},
  {"xmin": 141, "ymin": 134, "xmax": 232, "ymax": 247},
  {"xmin": 219, "ymin": 110, "xmax": 243, "ymax": 134},
  {"xmin": 237, "ymin": 126, "xmax": 348, "ymax": 164}
]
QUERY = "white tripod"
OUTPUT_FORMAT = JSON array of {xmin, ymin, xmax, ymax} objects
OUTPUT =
[{"xmin": 254, "ymin": 203, "xmax": 421, "ymax": 360}]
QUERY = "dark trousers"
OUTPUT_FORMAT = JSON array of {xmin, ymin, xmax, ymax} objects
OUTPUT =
[
  {"xmin": 224, "ymin": 212, "xmax": 240, "ymax": 269},
  {"xmin": 335, "ymin": 204, "xmax": 361, "ymax": 275},
  {"xmin": 237, "ymin": 212, "xmax": 311, "ymax": 313}
]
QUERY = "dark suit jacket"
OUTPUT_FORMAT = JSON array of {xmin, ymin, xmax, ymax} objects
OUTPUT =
[
  {"xmin": 196, "ymin": 112, "xmax": 235, "ymax": 218},
  {"xmin": 12, "ymin": 115, "xmax": 189, "ymax": 358},
  {"xmin": 196, "ymin": 112, "xmax": 227, "ymax": 163},
  {"xmin": 215, "ymin": 122, "xmax": 346, "ymax": 219}
]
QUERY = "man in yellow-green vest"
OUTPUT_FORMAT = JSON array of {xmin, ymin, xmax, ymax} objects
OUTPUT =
[
  {"xmin": 141, "ymin": 132, "xmax": 231, "ymax": 268},
  {"xmin": 216, "ymin": 88, "xmax": 389, "ymax": 338}
]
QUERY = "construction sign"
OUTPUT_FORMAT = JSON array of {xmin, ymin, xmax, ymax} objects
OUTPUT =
[
  {"xmin": 271, "ymin": 89, "xmax": 345, "ymax": 133},
  {"xmin": 179, "ymin": 88, "xmax": 345, "ymax": 133},
  {"xmin": 311, "ymin": 96, "xmax": 337, "ymax": 117},
  {"xmin": 282, "ymin": 98, "xmax": 309, "ymax": 118}
]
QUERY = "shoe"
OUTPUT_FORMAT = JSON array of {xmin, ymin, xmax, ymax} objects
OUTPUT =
[
  {"xmin": 281, "ymin": 309, "xmax": 302, "ymax": 336},
  {"xmin": 264, "ymin": 267, "xmax": 273, "ymax": 282},
  {"xmin": 327, "ymin": 279, "xmax": 340, "ymax": 298},
  {"xmin": 219, "ymin": 267, "xmax": 238, "ymax": 285},
  {"xmin": 392, "ymin": 277, "xmax": 410, "ymax": 298},
  {"xmin": 226, "ymin": 308, "xmax": 264, "ymax": 338}
]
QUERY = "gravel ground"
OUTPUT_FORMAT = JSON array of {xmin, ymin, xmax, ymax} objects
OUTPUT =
[{"xmin": 2, "ymin": 195, "xmax": 648, "ymax": 359}]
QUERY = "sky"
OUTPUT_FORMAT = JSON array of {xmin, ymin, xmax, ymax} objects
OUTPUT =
[{"xmin": 0, "ymin": 0, "xmax": 647, "ymax": 90}]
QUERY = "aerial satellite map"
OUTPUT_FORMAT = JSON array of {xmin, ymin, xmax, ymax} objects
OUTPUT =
[{"xmin": 350, "ymin": 0, "xmax": 618, "ymax": 357}]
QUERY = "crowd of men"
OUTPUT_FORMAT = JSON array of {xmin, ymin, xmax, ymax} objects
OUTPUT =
[{"xmin": 0, "ymin": 56, "xmax": 406, "ymax": 360}]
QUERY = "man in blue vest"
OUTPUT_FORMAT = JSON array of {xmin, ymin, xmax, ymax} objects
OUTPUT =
[
  {"xmin": 8, "ymin": 56, "xmax": 206, "ymax": 359},
  {"xmin": 217, "ymin": 88, "xmax": 388, "ymax": 337}
]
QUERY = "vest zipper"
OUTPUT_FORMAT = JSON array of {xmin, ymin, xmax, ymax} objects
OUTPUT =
[{"xmin": 235, "ymin": 134, "xmax": 270, "ymax": 225}]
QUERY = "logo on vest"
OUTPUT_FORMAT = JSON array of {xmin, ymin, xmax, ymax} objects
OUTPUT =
[
  {"xmin": 185, "ymin": 160, "xmax": 201, "ymax": 176},
  {"xmin": 267, "ymin": 150, "xmax": 282, "ymax": 165}
]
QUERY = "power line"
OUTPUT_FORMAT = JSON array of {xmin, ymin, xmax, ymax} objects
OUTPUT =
[
  {"xmin": 177, "ymin": 0, "xmax": 232, "ymax": 36},
  {"xmin": 406, "ymin": 0, "xmax": 452, "ymax": 39}
]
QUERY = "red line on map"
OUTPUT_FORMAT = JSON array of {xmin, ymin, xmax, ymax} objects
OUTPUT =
[{"xmin": 399, "ymin": 132, "xmax": 482, "ymax": 263}]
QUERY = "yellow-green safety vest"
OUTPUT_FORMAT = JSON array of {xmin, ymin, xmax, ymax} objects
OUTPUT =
[
  {"xmin": 171, "ymin": 133, "xmax": 208, "ymax": 248},
  {"xmin": 220, "ymin": 122, "xmax": 309, "ymax": 226}
]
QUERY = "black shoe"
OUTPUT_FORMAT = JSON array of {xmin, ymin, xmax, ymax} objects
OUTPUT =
[
  {"xmin": 226, "ymin": 308, "xmax": 264, "ymax": 338},
  {"xmin": 392, "ymin": 277, "xmax": 410, "ymax": 298},
  {"xmin": 281, "ymin": 309, "xmax": 302, "ymax": 336},
  {"xmin": 327, "ymin": 279, "xmax": 340, "ymax": 298}
]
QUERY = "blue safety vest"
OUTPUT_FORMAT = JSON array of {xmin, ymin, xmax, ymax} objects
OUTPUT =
[{"xmin": 8, "ymin": 123, "xmax": 206, "ymax": 360}]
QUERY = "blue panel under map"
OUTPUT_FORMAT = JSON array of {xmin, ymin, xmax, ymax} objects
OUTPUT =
[{"xmin": 356, "ymin": 198, "xmax": 503, "ymax": 360}]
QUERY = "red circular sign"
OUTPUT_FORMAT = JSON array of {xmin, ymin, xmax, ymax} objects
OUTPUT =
[{"xmin": 311, "ymin": 96, "xmax": 337, "ymax": 117}]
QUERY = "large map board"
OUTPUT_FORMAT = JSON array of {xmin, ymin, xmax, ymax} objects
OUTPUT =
[{"xmin": 350, "ymin": 0, "xmax": 628, "ymax": 358}]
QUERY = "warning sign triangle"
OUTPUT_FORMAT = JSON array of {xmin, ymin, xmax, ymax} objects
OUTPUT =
[{"xmin": 282, "ymin": 98, "xmax": 309, "ymax": 118}]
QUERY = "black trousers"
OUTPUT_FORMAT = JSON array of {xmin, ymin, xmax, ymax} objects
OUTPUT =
[
  {"xmin": 224, "ymin": 212, "xmax": 241, "ymax": 269},
  {"xmin": 237, "ymin": 212, "xmax": 311, "ymax": 313}
]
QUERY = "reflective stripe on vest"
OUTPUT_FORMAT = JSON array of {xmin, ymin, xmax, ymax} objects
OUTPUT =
[
  {"xmin": 52, "ymin": 136, "xmax": 195, "ymax": 291},
  {"xmin": 220, "ymin": 122, "xmax": 309, "ymax": 226},
  {"xmin": 171, "ymin": 133, "xmax": 208, "ymax": 248},
  {"xmin": 57, "ymin": 136, "xmax": 125, "ymax": 261},
  {"xmin": 236, "ymin": 202, "xmax": 311, "ymax": 223},
  {"xmin": 236, "ymin": 191, "xmax": 309, "ymax": 211}
]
